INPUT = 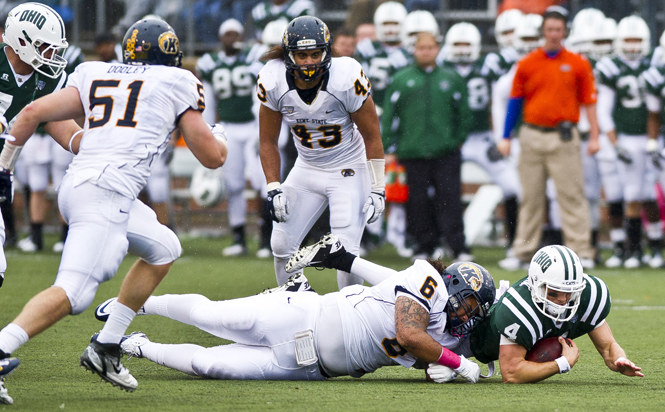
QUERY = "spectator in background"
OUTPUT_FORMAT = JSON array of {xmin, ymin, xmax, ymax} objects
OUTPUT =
[
  {"xmin": 332, "ymin": 28, "xmax": 356, "ymax": 57},
  {"xmin": 497, "ymin": 6, "xmax": 599, "ymax": 270},
  {"xmin": 355, "ymin": 23, "xmax": 377, "ymax": 43},
  {"xmin": 382, "ymin": 32, "xmax": 473, "ymax": 262},
  {"xmin": 94, "ymin": 33, "xmax": 121, "ymax": 63},
  {"xmin": 497, "ymin": 0, "xmax": 564, "ymax": 15}
]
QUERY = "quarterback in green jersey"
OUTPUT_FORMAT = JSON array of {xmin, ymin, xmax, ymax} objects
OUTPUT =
[{"xmin": 466, "ymin": 245, "xmax": 642, "ymax": 383}]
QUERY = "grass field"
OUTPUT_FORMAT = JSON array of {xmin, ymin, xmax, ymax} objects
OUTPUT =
[{"xmin": 1, "ymin": 234, "xmax": 664, "ymax": 411}]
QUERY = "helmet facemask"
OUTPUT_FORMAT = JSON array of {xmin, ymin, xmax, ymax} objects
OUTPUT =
[
  {"xmin": 446, "ymin": 290, "xmax": 489, "ymax": 336},
  {"xmin": 286, "ymin": 47, "xmax": 330, "ymax": 82},
  {"xmin": 531, "ymin": 281, "xmax": 585, "ymax": 322}
]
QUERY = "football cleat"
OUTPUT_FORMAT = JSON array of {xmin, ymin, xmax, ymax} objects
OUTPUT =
[
  {"xmin": 120, "ymin": 332, "xmax": 150, "ymax": 360},
  {"xmin": 52, "ymin": 241, "xmax": 65, "ymax": 253},
  {"xmin": 0, "ymin": 357, "xmax": 19, "ymax": 405},
  {"xmin": 260, "ymin": 273, "xmax": 315, "ymax": 294},
  {"xmin": 256, "ymin": 247, "xmax": 272, "ymax": 259},
  {"xmin": 80, "ymin": 339, "xmax": 138, "ymax": 391},
  {"xmin": 498, "ymin": 256, "xmax": 529, "ymax": 271},
  {"xmin": 17, "ymin": 237, "xmax": 39, "ymax": 252},
  {"xmin": 285, "ymin": 233, "xmax": 346, "ymax": 273},
  {"xmin": 623, "ymin": 252, "xmax": 642, "ymax": 269},
  {"xmin": 95, "ymin": 297, "xmax": 146, "ymax": 322},
  {"xmin": 649, "ymin": 252, "xmax": 664, "ymax": 268}
]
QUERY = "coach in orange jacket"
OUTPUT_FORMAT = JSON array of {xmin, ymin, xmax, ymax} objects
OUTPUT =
[{"xmin": 497, "ymin": 6, "xmax": 600, "ymax": 269}]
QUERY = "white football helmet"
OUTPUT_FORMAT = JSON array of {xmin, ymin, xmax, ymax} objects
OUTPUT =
[
  {"xmin": 661, "ymin": 30, "xmax": 665, "ymax": 65},
  {"xmin": 615, "ymin": 15, "xmax": 650, "ymax": 61},
  {"xmin": 374, "ymin": 1, "xmax": 407, "ymax": 44},
  {"xmin": 513, "ymin": 14, "xmax": 543, "ymax": 57},
  {"xmin": 262, "ymin": 18, "xmax": 289, "ymax": 47},
  {"xmin": 3, "ymin": 2, "xmax": 68, "ymax": 79},
  {"xmin": 527, "ymin": 245, "xmax": 587, "ymax": 322},
  {"xmin": 590, "ymin": 18, "xmax": 617, "ymax": 60},
  {"xmin": 571, "ymin": 8, "xmax": 605, "ymax": 36},
  {"xmin": 401, "ymin": 10, "xmax": 440, "ymax": 52},
  {"xmin": 495, "ymin": 9, "xmax": 524, "ymax": 49},
  {"xmin": 444, "ymin": 22, "xmax": 481, "ymax": 63},
  {"xmin": 190, "ymin": 165, "xmax": 225, "ymax": 208}
]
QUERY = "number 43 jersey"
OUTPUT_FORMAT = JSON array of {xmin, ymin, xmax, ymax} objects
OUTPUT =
[
  {"xmin": 257, "ymin": 57, "xmax": 371, "ymax": 168},
  {"xmin": 469, "ymin": 275, "xmax": 611, "ymax": 364},
  {"xmin": 66, "ymin": 61, "xmax": 204, "ymax": 199},
  {"xmin": 331, "ymin": 260, "xmax": 462, "ymax": 377}
]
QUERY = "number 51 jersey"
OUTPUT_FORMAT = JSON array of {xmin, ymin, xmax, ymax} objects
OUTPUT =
[
  {"xmin": 257, "ymin": 57, "xmax": 371, "ymax": 168},
  {"xmin": 66, "ymin": 61, "xmax": 204, "ymax": 199}
]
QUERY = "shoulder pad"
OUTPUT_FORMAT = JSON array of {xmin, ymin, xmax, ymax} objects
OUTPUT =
[
  {"xmin": 328, "ymin": 57, "xmax": 364, "ymax": 91},
  {"xmin": 257, "ymin": 59, "xmax": 285, "ymax": 91}
]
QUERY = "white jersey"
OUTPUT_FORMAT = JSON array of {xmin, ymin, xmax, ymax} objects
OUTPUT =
[
  {"xmin": 332, "ymin": 260, "xmax": 461, "ymax": 377},
  {"xmin": 257, "ymin": 57, "xmax": 370, "ymax": 168},
  {"xmin": 66, "ymin": 61, "xmax": 204, "ymax": 199}
]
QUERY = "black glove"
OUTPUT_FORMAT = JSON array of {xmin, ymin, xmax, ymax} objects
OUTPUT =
[
  {"xmin": 0, "ymin": 169, "xmax": 13, "ymax": 203},
  {"xmin": 267, "ymin": 187, "xmax": 288, "ymax": 222},
  {"xmin": 486, "ymin": 143, "xmax": 505, "ymax": 162},
  {"xmin": 615, "ymin": 146, "xmax": 632, "ymax": 164}
]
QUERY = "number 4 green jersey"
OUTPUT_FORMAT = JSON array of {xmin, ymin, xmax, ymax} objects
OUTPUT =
[
  {"xmin": 595, "ymin": 56, "xmax": 651, "ymax": 135},
  {"xmin": 196, "ymin": 50, "xmax": 256, "ymax": 123},
  {"xmin": 470, "ymin": 274, "xmax": 611, "ymax": 364}
]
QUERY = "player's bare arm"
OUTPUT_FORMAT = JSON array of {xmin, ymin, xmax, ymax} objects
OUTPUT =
[
  {"xmin": 9, "ymin": 87, "xmax": 84, "ymax": 146},
  {"xmin": 258, "ymin": 104, "xmax": 283, "ymax": 184},
  {"xmin": 42, "ymin": 120, "xmax": 83, "ymax": 154},
  {"xmin": 350, "ymin": 95, "xmax": 384, "ymax": 160},
  {"xmin": 179, "ymin": 109, "xmax": 227, "ymax": 169},
  {"xmin": 498, "ymin": 338, "xmax": 579, "ymax": 383},
  {"xmin": 588, "ymin": 321, "xmax": 643, "ymax": 377},
  {"xmin": 394, "ymin": 296, "xmax": 441, "ymax": 362}
]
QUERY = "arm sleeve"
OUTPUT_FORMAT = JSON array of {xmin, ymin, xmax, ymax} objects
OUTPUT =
[
  {"xmin": 503, "ymin": 97, "xmax": 524, "ymax": 138},
  {"xmin": 596, "ymin": 84, "xmax": 616, "ymax": 133},
  {"xmin": 492, "ymin": 74, "xmax": 511, "ymax": 142},
  {"xmin": 646, "ymin": 93, "xmax": 662, "ymax": 113},
  {"xmin": 577, "ymin": 58, "xmax": 598, "ymax": 105}
]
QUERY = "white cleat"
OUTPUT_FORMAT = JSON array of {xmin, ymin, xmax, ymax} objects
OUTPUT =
[
  {"xmin": 623, "ymin": 253, "xmax": 642, "ymax": 269},
  {"xmin": 17, "ymin": 237, "xmax": 39, "ymax": 252},
  {"xmin": 222, "ymin": 243, "xmax": 247, "ymax": 257},
  {"xmin": 498, "ymin": 256, "xmax": 527, "ymax": 271},
  {"xmin": 80, "ymin": 340, "xmax": 137, "ymax": 392},
  {"xmin": 95, "ymin": 297, "xmax": 146, "ymax": 322},
  {"xmin": 52, "ymin": 241, "xmax": 65, "ymax": 253},
  {"xmin": 120, "ymin": 332, "xmax": 150, "ymax": 360},
  {"xmin": 649, "ymin": 252, "xmax": 664, "ymax": 268},
  {"xmin": 256, "ymin": 247, "xmax": 272, "ymax": 259},
  {"xmin": 604, "ymin": 253, "xmax": 623, "ymax": 268},
  {"xmin": 0, "ymin": 358, "xmax": 20, "ymax": 405},
  {"xmin": 260, "ymin": 272, "xmax": 314, "ymax": 294},
  {"xmin": 285, "ymin": 233, "xmax": 345, "ymax": 273}
]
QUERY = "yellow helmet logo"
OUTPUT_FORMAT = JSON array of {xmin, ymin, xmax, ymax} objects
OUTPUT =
[{"xmin": 158, "ymin": 32, "xmax": 179, "ymax": 55}]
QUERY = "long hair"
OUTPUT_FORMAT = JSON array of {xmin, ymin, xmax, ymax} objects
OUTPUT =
[
  {"xmin": 259, "ymin": 44, "xmax": 342, "ymax": 63},
  {"xmin": 426, "ymin": 258, "xmax": 446, "ymax": 275}
]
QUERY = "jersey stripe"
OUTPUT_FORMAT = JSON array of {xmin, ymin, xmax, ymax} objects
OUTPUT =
[
  {"xmin": 394, "ymin": 286, "xmax": 431, "ymax": 311},
  {"xmin": 503, "ymin": 299, "xmax": 537, "ymax": 345},
  {"xmin": 580, "ymin": 274, "xmax": 597, "ymax": 323},
  {"xmin": 590, "ymin": 277, "xmax": 609, "ymax": 326},
  {"xmin": 507, "ymin": 288, "xmax": 543, "ymax": 337}
]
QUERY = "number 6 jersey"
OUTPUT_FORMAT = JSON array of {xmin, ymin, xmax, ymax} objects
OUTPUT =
[
  {"xmin": 257, "ymin": 57, "xmax": 371, "ymax": 168},
  {"xmin": 65, "ymin": 61, "xmax": 204, "ymax": 199}
]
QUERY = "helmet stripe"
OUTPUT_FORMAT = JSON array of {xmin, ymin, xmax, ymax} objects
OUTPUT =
[
  {"xmin": 552, "ymin": 245, "xmax": 570, "ymax": 281},
  {"xmin": 563, "ymin": 247, "xmax": 578, "ymax": 281}
]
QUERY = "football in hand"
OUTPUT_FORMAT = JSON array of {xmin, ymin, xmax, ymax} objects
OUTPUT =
[{"xmin": 525, "ymin": 337, "xmax": 572, "ymax": 363}]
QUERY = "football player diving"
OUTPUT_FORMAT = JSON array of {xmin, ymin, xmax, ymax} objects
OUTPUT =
[
  {"xmin": 96, "ymin": 238, "xmax": 496, "ymax": 383},
  {"xmin": 286, "ymin": 235, "xmax": 643, "ymax": 383}
]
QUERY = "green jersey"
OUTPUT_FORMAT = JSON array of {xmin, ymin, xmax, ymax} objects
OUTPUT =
[
  {"xmin": 196, "ymin": 50, "xmax": 256, "ymax": 123},
  {"xmin": 483, "ymin": 47, "xmax": 520, "ymax": 77},
  {"xmin": 354, "ymin": 39, "xmax": 410, "ymax": 111},
  {"xmin": 441, "ymin": 55, "xmax": 502, "ymax": 133},
  {"xmin": 595, "ymin": 56, "xmax": 651, "ymax": 135},
  {"xmin": 470, "ymin": 274, "xmax": 611, "ymax": 364},
  {"xmin": 251, "ymin": 0, "xmax": 314, "ymax": 39}
]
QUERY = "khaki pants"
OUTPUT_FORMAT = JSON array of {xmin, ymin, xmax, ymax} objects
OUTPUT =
[{"xmin": 513, "ymin": 125, "xmax": 594, "ymax": 261}]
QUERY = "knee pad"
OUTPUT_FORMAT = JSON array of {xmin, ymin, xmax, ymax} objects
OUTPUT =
[
  {"xmin": 54, "ymin": 271, "xmax": 100, "ymax": 315},
  {"xmin": 128, "ymin": 225, "xmax": 182, "ymax": 265},
  {"xmin": 270, "ymin": 228, "xmax": 293, "ymax": 259}
]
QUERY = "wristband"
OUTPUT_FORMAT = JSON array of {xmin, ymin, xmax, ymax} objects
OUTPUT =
[
  {"xmin": 435, "ymin": 346, "xmax": 461, "ymax": 369},
  {"xmin": 555, "ymin": 356, "xmax": 571, "ymax": 373},
  {"xmin": 0, "ymin": 142, "xmax": 22, "ymax": 171},
  {"xmin": 367, "ymin": 158, "xmax": 385, "ymax": 191},
  {"xmin": 267, "ymin": 181, "xmax": 281, "ymax": 191},
  {"xmin": 69, "ymin": 130, "xmax": 83, "ymax": 154}
]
